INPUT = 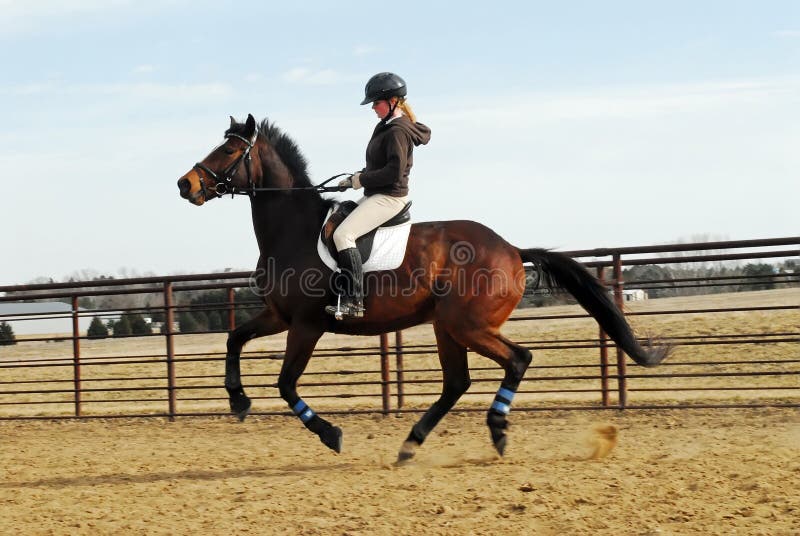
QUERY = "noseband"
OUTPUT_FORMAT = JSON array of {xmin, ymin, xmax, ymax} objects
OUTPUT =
[{"xmin": 193, "ymin": 128, "xmax": 259, "ymax": 198}]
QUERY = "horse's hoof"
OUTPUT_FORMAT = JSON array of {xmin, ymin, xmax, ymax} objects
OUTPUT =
[
  {"xmin": 320, "ymin": 426, "xmax": 343, "ymax": 453},
  {"xmin": 395, "ymin": 451, "xmax": 415, "ymax": 466},
  {"xmin": 236, "ymin": 405, "xmax": 251, "ymax": 422},
  {"xmin": 493, "ymin": 435, "xmax": 507, "ymax": 457},
  {"xmin": 230, "ymin": 394, "xmax": 251, "ymax": 422},
  {"xmin": 395, "ymin": 440, "xmax": 417, "ymax": 465}
]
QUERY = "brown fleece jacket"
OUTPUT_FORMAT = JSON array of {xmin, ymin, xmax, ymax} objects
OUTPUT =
[{"xmin": 358, "ymin": 115, "xmax": 431, "ymax": 197}]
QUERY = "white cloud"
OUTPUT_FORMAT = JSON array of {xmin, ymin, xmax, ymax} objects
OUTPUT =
[
  {"xmin": 243, "ymin": 73, "xmax": 264, "ymax": 83},
  {"xmin": 0, "ymin": 0, "xmax": 190, "ymax": 35},
  {"xmin": 105, "ymin": 82, "xmax": 233, "ymax": 100},
  {"xmin": 0, "ymin": 82, "xmax": 56, "ymax": 95},
  {"xmin": 0, "ymin": 0, "xmax": 131, "ymax": 16},
  {"xmin": 353, "ymin": 44, "xmax": 378, "ymax": 57},
  {"xmin": 132, "ymin": 64, "xmax": 155, "ymax": 74},
  {"xmin": 282, "ymin": 67, "xmax": 310, "ymax": 82},
  {"xmin": 426, "ymin": 77, "xmax": 800, "ymax": 125},
  {"xmin": 0, "ymin": 81, "xmax": 233, "ymax": 101},
  {"xmin": 281, "ymin": 67, "xmax": 344, "ymax": 86},
  {"xmin": 411, "ymin": 76, "xmax": 800, "ymax": 250},
  {"xmin": 0, "ymin": 0, "xmax": 132, "ymax": 33}
]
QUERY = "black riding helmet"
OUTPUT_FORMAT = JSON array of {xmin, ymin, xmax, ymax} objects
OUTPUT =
[{"xmin": 360, "ymin": 72, "xmax": 407, "ymax": 105}]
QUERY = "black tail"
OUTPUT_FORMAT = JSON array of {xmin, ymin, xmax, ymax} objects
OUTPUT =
[{"xmin": 518, "ymin": 248, "xmax": 670, "ymax": 367}]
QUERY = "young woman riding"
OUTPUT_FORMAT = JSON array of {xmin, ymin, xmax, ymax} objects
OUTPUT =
[{"xmin": 326, "ymin": 72, "xmax": 431, "ymax": 319}]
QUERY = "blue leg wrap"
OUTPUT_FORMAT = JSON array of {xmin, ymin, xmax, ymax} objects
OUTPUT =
[
  {"xmin": 490, "ymin": 387, "xmax": 516, "ymax": 415},
  {"xmin": 292, "ymin": 399, "xmax": 316, "ymax": 424}
]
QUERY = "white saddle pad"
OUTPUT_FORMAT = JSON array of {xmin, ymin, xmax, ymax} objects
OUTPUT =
[{"xmin": 316, "ymin": 207, "xmax": 412, "ymax": 273}]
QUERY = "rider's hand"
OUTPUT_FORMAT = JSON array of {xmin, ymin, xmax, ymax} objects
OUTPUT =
[
  {"xmin": 337, "ymin": 178, "xmax": 352, "ymax": 191},
  {"xmin": 351, "ymin": 172, "xmax": 363, "ymax": 190}
]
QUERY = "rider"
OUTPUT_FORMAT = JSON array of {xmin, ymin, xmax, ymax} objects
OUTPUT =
[{"xmin": 325, "ymin": 72, "xmax": 432, "ymax": 319}]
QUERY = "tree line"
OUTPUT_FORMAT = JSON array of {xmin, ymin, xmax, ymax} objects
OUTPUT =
[
  {"xmin": 2, "ymin": 259, "xmax": 795, "ymax": 339},
  {"xmin": 82, "ymin": 288, "xmax": 260, "ymax": 338},
  {"xmin": 520, "ymin": 260, "xmax": 797, "ymax": 308}
]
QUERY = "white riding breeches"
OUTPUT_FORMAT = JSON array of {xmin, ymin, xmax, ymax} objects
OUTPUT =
[{"xmin": 332, "ymin": 194, "xmax": 409, "ymax": 251}]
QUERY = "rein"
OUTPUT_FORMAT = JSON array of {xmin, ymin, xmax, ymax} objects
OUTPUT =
[
  {"xmin": 193, "ymin": 126, "xmax": 349, "ymax": 198},
  {"xmin": 217, "ymin": 173, "xmax": 350, "ymax": 196}
]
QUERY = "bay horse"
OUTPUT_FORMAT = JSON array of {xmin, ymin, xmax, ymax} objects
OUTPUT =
[{"xmin": 177, "ymin": 114, "xmax": 669, "ymax": 461}]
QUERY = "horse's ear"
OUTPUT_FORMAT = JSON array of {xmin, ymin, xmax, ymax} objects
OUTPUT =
[
  {"xmin": 244, "ymin": 114, "xmax": 256, "ymax": 137},
  {"xmin": 229, "ymin": 116, "xmax": 236, "ymax": 129}
]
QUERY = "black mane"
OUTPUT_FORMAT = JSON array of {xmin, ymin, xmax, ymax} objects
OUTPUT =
[{"xmin": 228, "ymin": 118, "xmax": 313, "ymax": 188}]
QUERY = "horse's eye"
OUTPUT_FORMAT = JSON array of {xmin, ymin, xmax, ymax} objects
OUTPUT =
[{"xmin": 224, "ymin": 148, "xmax": 235, "ymax": 155}]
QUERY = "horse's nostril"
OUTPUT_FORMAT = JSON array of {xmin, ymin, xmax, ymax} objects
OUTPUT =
[{"xmin": 178, "ymin": 178, "xmax": 191, "ymax": 198}]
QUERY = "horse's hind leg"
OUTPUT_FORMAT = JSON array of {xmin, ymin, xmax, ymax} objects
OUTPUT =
[
  {"xmin": 398, "ymin": 322, "xmax": 471, "ymax": 463},
  {"xmin": 226, "ymin": 306, "xmax": 288, "ymax": 421},
  {"xmin": 456, "ymin": 329, "xmax": 532, "ymax": 456}
]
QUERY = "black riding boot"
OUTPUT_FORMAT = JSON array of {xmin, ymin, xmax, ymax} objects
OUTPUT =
[{"xmin": 325, "ymin": 247, "xmax": 365, "ymax": 319}]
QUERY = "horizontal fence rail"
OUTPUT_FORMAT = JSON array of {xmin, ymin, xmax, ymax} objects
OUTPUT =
[{"xmin": 0, "ymin": 237, "xmax": 797, "ymax": 420}]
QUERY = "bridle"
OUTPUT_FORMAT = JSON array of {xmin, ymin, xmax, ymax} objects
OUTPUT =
[
  {"xmin": 192, "ymin": 126, "xmax": 348, "ymax": 198},
  {"xmin": 193, "ymin": 128, "xmax": 260, "ymax": 198}
]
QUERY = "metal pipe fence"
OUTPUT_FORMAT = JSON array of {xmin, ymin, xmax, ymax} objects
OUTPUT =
[{"xmin": 0, "ymin": 237, "xmax": 797, "ymax": 420}]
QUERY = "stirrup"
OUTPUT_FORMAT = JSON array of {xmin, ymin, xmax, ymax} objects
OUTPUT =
[{"xmin": 325, "ymin": 294, "xmax": 364, "ymax": 320}]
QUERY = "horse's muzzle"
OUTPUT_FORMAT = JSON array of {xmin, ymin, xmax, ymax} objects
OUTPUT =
[{"xmin": 177, "ymin": 177, "xmax": 191, "ymax": 199}]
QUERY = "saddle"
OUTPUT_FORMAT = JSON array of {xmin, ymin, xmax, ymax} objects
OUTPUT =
[{"xmin": 321, "ymin": 200, "xmax": 412, "ymax": 263}]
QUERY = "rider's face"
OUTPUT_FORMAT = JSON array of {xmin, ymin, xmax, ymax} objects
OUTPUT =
[{"xmin": 372, "ymin": 99, "xmax": 390, "ymax": 118}]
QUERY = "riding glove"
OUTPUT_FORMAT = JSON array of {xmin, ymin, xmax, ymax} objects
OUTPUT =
[
  {"xmin": 338, "ymin": 178, "xmax": 352, "ymax": 190},
  {"xmin": 351, "ymin": 172, "xmax": 363, "ymax": 190}
]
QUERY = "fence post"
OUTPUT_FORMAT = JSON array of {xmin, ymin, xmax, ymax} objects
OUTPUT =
[
  {"xmin": 164, "ymin": 282, "xmax": 177, "ymax": 420},
  {"xmin": 612, "ymin": 254, "xmax": 628, "ymax": 408},
  {"xmin": 395, "ymin": 331, "xmax": 405, "ymax": 408},
  {"xmin": 71, "ymin": 295, "xmax": 82, "ymax": 417},
  {"xmin": 227, "ymin": 287, "xmax": 236, "ymax": 331},
  {"xmin": 380, "ymin": 333, "xmax": 391, "ymax": 414},
  {"xmin": 596, "ymin": 267, "xmax": 610, "ymax": 407}
]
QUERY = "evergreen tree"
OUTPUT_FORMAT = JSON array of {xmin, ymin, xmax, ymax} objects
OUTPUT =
[
  {"xmin": 78, "ymin": 297, "xmax": 96, "ymax": 309},
  {"xmin": 742, "ymin": 263, "xmax": 776, "ymax": 291},
  {"xmin": 234, "ymin": 288, "xmax": 259, "ymax": 325},
  {"xmin": 191, "ymin": 311, "xmax": 209, "ymax": 332},
  {"xmin": 0, "ymin": 322, "xmax": 16, "ymax": 345},
  {"xmin": 87, "ymin": 317, "xmax": 109, "ymax": 339},
  {"xmin": 178, "ymin": 312, "xmax": 199, "ymax": 333},
  {"xmin": 234, "ymin": 309, "xmax": 251, "ymax": 327},
  {"xmin": 113, "ymin": 315, "xmax": 132, "ymax": 337},
  {"xmin": 128, "ymin": 313, "xmax": 153, "ymax": 335},
  {"xmin": 207, "ymin": 310, "xmax": 224, "ymax": 331}
]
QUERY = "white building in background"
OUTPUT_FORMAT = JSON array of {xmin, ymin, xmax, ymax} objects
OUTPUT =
[
  {"xmin": 621, "ymin": 289, "xmax": 648, "ymax": 301},
  {"xmin": 0, "ymin": 302, "xmax": 100, "ymax": 335}
]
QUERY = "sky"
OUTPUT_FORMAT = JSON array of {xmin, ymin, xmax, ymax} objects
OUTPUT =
[{"xmin": 1, "ymin": 0, "xmax": 798, "ymax": 286}]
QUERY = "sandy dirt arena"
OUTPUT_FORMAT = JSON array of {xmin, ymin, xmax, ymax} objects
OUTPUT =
[
  {"xmin": 2, "ymin": 408, "xmax": 798, "ymax": 535},
  {"xmin": 1, "ymin": 289, "xmax": 798, "ymax": 534}
]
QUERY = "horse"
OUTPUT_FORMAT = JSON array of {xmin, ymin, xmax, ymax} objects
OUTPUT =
[{"xmin": 177, "ymin": 114, "xmax": 670, "ymax": 462}]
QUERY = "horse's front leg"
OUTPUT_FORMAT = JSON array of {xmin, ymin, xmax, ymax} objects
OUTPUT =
[
  {"xmin": 278, "ymin": 324, "xmax": 342, "ymax": 453},
  {"xmin": 226, "ymin": 306, "xmax": 288, "ymax": 421}
]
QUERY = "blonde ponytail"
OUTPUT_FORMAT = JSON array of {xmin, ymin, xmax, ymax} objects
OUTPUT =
[{"xmin": 396, "ymin": 97, "xmax": 417, "ymax": 123}]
